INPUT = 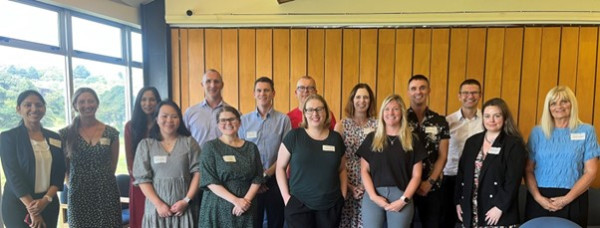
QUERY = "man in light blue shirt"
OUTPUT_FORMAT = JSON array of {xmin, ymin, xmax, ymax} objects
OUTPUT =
[
  {"xmin": 239, "ymin": 77, "xmax": 291, "ymax": 228},
  {"xmin": 183, "ymin": 69, "xmax": 228, "ymax": 146}
]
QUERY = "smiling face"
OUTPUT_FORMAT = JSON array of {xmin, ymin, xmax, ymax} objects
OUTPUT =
[
  {"xmin": 254, "ymin": 82, "xmax": 275, "ymax": 108},
  {"xmin": 383, "ymin": 100, "xmax": 402, "ymax": 128},
  {"xmin": 202, "ymin": 71, "xmax": 224, "ymax": 100},
  {"xmin": 74, "ymin": 92, "xmax": 99, "ymax": 118},
  {"xmin": 353, "ymin": 88, "xmax": 371, "ymax": 115},
  {"xmin": 217, "ymin": 111, "xmax": 241, "ymax": 136},
  {"xmin": 17, "ymin": 95, "xmax": 46, "ymax": 125},
  {"xmin": 408, "ymin": 79, "xmax": 430, "ymax": 106},
  {"xmin": 157, "ymin": 104, "xmax": 180, "ymax": 137},
  {"xmin": 140, "ymin": 90, "xmax": 158, "ymax": 115},
  {"xmin": 483, "ymin": 105, "xmax": 504, "ymax": 133},
  {"xmin": 459, "ymin": 84, "xmax": 481, "ymax": 109},
  {"xmin": 295, "ymin": 78, "xmax": 317, "ymax": 106},
  {"xmin": 549, "ymin": 98, "xmax": 572, "ymax": 121},
  {"xmin": 303, "ymin": 98, "xmax": 326, "ymax": 129}
]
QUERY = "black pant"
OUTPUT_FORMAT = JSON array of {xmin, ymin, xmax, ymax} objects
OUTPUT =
[
  {"xmin": 284, "ymin": 195, "xmax": 344, "ymax": 228},
  {"xmin": 2, "ymin": 192, "xmax": 59, "ymax": 228},
  {"xmin": 413, "ymin": 186, "xmax": 443, "ymax": 228},
  {"xmin": 254, "ymin": 177, "xmax": 285, "ymax": 228},
  {"xmin": 440, "ymin": 175, "xmax": 459, "ymax": 228},
  {"xmin": 525, "ymin": 187, "xmax": 588, "ymax": 228}
]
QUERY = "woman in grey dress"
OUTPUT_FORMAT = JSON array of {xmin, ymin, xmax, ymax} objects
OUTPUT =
[
  {"xmin": 133, "ymin": 100, "xmax": 201, "ymax": 227},
  {"xmin": 199, "ymin": 106, "xmax": 265, "ymax": 228}
]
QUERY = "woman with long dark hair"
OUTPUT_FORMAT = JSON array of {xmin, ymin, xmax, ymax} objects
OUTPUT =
[
  {"xmin": 133, "ymin": 100, "xmax": 200, "ymax": 227},
  {"xmin": 59, "ymin": 87, "xmax": 121, "ymax": 227},
  {"xmin": 0, "ymin": 90, "xmax": 66, "ymax": 228},
  {"xmin": 125, "ymin": 87, "xmax": 161, "ymax": 228}
]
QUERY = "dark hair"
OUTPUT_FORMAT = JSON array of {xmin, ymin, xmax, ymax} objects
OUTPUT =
[
  {"xmin": 300, "ymin": 94, "xmax": 331, "ymax": 129},
  {"xmin": 459, "ymin": 79, "xmax": 481, "ymax": 92},
  {"xmin": 17, "ymin": 90, "xmax": 46, "ymax": 108},
  {"xmin": 149, "ymin": 100, "xmax": 191, "ymax": 141},
  {"xmin": 482, "ymin": 98, "xmax": 523, "ymax": 140},
  {"xmin": 344, "ymin": 83, "xmax": 376, "ymax": 118},
  {"xmin": 131, "ymin": 87, "xmax": 161, "ymax": 153},
  {"xmin": 254, "ymin": 77, "xmax": 274, "ymax": 91},
  {"xmin": 408, "ymin": 74, "xmax": 429, "ymax": 86},
  {"xmin": 65, "ymin": 87, "xmax": 100, "ymax": 157},
  {"xmin": 215, "ymin": 106, "xmax": 242, "ymax": 123}
]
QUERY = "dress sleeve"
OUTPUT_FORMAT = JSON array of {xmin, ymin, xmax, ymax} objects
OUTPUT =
[
  {"xmin": 249, "ymin": 143, "xmax": 266, "ymax": 184},
  {"xmin": 0, "ymin": 130, "xmax": 32, "ymax": 197},
  {"xmin": 133, "ymin": 139, "xmax": 153, "ymax": 185},
  {"xmin": 199, "ymin": 141, "xmax": 222, "ymax": 189},
  {"xmin": 188, "ymin": 137, "xmax": 201, "ymax": 173}
]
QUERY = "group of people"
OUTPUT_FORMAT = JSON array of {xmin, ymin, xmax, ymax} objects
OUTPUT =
[{"xmin": 0, "ymin": 69, "xmax": 598, "ymax": 228}]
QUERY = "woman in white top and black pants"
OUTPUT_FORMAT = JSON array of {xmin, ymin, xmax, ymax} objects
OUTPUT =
[{"xmin": 0, "ymin": 90, "xmax": 66, "ymax": 228}]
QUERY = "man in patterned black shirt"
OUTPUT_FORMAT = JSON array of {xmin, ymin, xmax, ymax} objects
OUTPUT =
[{"xmin": 407, "ymin": 75, "xmax": 450, "ymax": 228}]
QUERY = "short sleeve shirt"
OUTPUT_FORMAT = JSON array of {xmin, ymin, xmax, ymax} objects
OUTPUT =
[
  {"xmin": 407, "ymin": 107, "xmax": 450, "ymax": 181},
  {"xmin": 357, "ymin": 133, "xmax": 428, "ymax": 190},
  {"xmin": 282, "ymin": 128, "xmax": 345, "ymax": 210}
]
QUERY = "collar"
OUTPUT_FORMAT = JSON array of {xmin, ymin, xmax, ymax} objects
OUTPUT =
[
  {"xmin": 201, "ymin": 99, "xmax": 224, "ymax": 108},
  {"xmin": 458, "ymin": 108, "xmax": 481, "ymax": 121},
  {"xmin": 253, "ymin": 106, "xmax": 274, "ymax": 119}
]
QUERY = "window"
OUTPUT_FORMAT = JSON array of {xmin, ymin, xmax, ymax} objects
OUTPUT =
[{"xmin": 0, "ymin": 1, "xmax": 143, "ymax": 180}]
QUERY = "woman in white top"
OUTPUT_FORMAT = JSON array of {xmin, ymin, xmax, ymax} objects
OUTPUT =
[{"xmin": 0, "ymin": 90, "xmax": 66, "ymax": 228}]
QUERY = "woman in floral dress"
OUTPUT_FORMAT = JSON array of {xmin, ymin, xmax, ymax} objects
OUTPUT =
[{"xmin": 335, "ymin": 84, "xmax": 377, "ymax": 228}]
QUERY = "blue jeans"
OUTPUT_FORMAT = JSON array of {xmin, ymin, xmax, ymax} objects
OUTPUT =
[{"xmin": 362, "ymin": 186, "xmax": 414, "ymax": 228}]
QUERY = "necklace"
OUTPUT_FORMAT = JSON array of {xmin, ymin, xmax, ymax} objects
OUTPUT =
[{"xmin": 388, "ymin": 135, "xmax": 397, "ymax": 145}]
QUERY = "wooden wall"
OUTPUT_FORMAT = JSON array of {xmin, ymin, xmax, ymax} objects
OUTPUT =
[{"xmin": 171, "ymin": 26, "xmax": 600, "ymax": 187}]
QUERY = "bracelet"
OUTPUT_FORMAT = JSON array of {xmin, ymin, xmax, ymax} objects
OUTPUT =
[{"xmin": 44, "ymin": 195, "xmax": 53, "ymax": 202}]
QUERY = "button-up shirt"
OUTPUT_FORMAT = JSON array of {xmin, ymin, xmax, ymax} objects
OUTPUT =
[
  {"xmin": 444, "ymin": 108, "xmax": 483, "ymax": 176},
  {"xmin": 183, "ymin": 99, "xmax": 228, "ymax": 147},
  {"xmin": 407, "ymin": 107, "xmax": 450, "ymax": 184},
  {"xmin": 239, "ymin": 108, "xmax": 292, "ymax": 170}
]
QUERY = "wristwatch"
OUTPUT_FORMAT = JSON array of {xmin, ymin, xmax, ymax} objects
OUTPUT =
[
  {"xmin": 183, "ymin": 197, "xmax": 191, "ymax": 203},
  {"xmin": 400, "ymin": 195, "xmax": 411, "ymax": 203},
  {"xmin": 44, "ymin": 195, "xmax": 53, "ymax": 202}
]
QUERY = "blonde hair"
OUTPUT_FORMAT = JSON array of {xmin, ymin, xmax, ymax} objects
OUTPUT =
[
  {"xmin": 299, "ymin": 94, "xmax": 331, "ymax": 129},
  {"xmin": 540, "ymin": 86, "xmax": 582, "ymax": 138},
  {"xmin": 371, "ymin": 94, "xmax": 413, "ymax": 152}
]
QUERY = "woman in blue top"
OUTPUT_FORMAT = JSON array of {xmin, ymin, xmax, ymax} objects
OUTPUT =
[{"xmin": 524, "ymin": 86, "xmax": 600, "ymax": 227}]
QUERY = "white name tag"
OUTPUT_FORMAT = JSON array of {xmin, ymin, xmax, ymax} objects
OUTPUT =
[
  {"xmin": 153, "ymin": 156, "xmax": 167, "ymax": 164},
  {"xmin": 100, "ymin": 137, "xmax": 110, "ymax": 145},
  {"xmin": 571, "ymin": 133, "xmax": 585, "ymax": 141},
  {"xmin": 246, "ymin": 131, "xmax": 258, "ymax": 139},
  {"xmin": 488, "ymin": 147, "xmax": 501, "ymax": 155},
  {"xmin": 323, "ymin": 145, "xmax": 335, "ymax": 152},
  {"xmin": 425, "ymin": 126, "xmax": 438, "ymax": 135},
  {"xmin": 223, "ymin": 155, "xmax": 237, "ymax": 162},
  {"xmin": 48, "ymin": 138, "xmax": 62, "ymax": 148},
  {"xmin": 363, "ymin": 127, "xmax": 375, "ymax": 135}
]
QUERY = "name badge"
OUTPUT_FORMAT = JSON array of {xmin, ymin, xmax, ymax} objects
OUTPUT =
[
  {"xmin": 48, "ymin": 138, "xmax": 62, "ymax": 148},
  {"xmin": 153, "ymin": 156, "xmax": 167, "ymax": 164},
  {"xmin": 363, "ymin": 127, "xmax": 375, "ymax": 135},
  {"xmin": 425, "ymin": 126, "xmax": 438, "ymax": 135},
  {"xmin": 488, "ymin": 147, "xmax": 501, "ymax": 155},
  {"xmin": 322, "ymin": 145, "xmax": 335, "ymax": 152},
  {"xmin": 100, "ymin": 137, "xmax": 110, "ymax": 145},
  {"xmin": 246, "ymin": 131, "xmax": 258, "ymax": 139},
  {"xmin": 571, "ymin": 133, "xmax": 585, "ymax": 141},
  {"xmin": 223, "ymin": 155, "xmax": 237, "ymax": 162}
]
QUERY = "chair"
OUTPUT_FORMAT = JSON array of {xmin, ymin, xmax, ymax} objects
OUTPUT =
[
  {"xmin": 59, "ymin": 175, "xmax": 131, "ymax": 228},
  {"xmin": 521, "ymin": 216, "xmax": 581, "ymax": 228}
]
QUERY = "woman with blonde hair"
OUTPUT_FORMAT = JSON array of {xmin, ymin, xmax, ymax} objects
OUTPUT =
[
  {"xmin": 357, "ymin": 94, "xmax": 426, "ymax": 227},
  {"xmin": 524, "ymin": 86, "xmax": 599, "ymax": 227}
]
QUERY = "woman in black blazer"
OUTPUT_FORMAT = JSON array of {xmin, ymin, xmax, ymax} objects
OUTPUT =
[
  {"xmin": 0, "ymin": 90, "xmax": 66, "ymax": 228},
  {"xmin": 455, "ymin": 98, "xmax": 526, "ymax": 227}
]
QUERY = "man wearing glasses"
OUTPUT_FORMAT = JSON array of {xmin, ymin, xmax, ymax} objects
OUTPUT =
[
  {"xmin": 441, "ymin": 79, "xmax": 484, "ymax": 228},
  {"xmin": 287, "ymin": 75, "xmax": 336, "ymax": 130}
]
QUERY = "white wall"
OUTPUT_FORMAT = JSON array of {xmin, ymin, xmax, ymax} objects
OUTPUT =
[{"xmin": 166, "ymin": 0, "xmax": 600, "ymax": 27}]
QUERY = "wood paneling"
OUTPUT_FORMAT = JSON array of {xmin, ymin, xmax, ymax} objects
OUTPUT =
[{"xmin": 171, "ymin": 26, "xmax": 600, "ymax": 188}]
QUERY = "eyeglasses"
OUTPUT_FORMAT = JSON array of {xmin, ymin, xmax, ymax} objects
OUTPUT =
[
  {"xmin": 218, "ymin": 117, "xmax": 238, "ymax": 124},
  {"xmin": 459, "ymin": 91, "xmax": 480, "ymax": 96},
  {"xmin": 304, "ymin": 107, "xmax": 325, "ymax": 115},
  {"xmin": 297, "ymin": 86, "xmax": 316, "ymax": 92}
]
